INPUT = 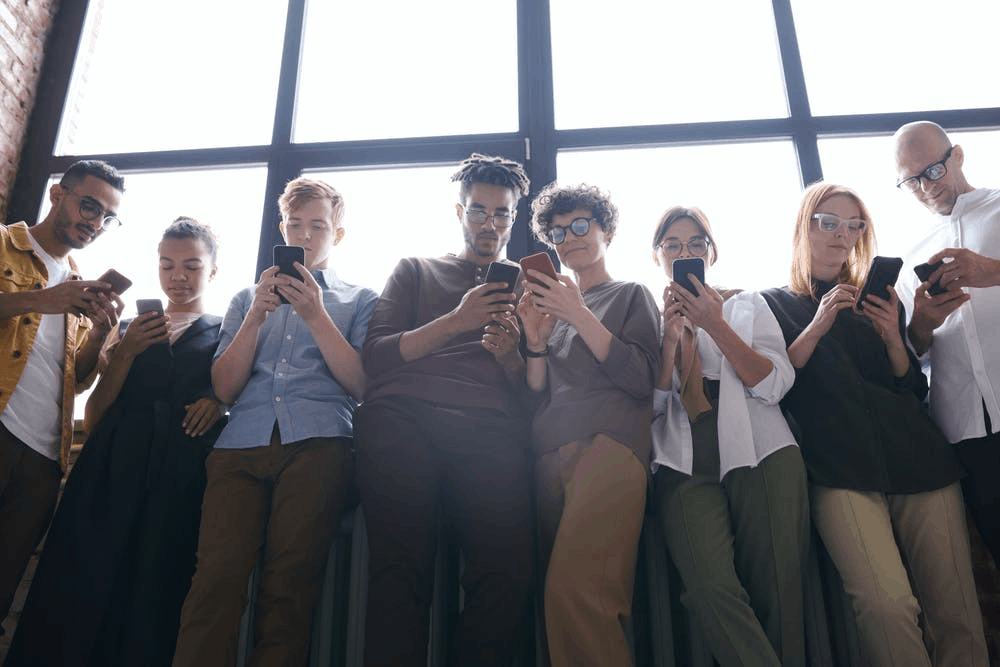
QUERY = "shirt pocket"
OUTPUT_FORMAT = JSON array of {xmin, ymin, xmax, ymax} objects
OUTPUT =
[{"xmin": 0, "ymin": 266, "xmax": 41, "ymax": 293}]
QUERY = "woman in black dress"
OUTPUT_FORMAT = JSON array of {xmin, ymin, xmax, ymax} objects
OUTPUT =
[
  {"xmin": 5, "ymin": 217, "xmax": 226, "ymax": 667},
  {"xmin": 761, "ymin": 183, "xmax": 987, "ymax": 667}
]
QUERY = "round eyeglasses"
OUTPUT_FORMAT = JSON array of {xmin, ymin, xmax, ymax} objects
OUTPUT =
[
  {"xmin": 461, "ymin": 205, "xmax": 513, "ymax": 229},
  {"xmin": 896, "ymin": 146, "xmax": 953, "ymax": 193},
  {"xmin": 812, "ymin": 213, "xmax": 867, "ymax": 235},
  {"xmin": 659, "ymin": 237, "xmax": 711, "ymax": 257},
  {"xmin": 63, "ymin": 187, "xmax": 121, "ymax": 231},
  {"xmin": 548, "ymin": 217, "xmax": 598, "ymax": 245}
]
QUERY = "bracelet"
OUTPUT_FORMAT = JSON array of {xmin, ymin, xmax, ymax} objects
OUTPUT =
[{"xmin": 525, "ymin": 345, "xmax": 549, "ymax": 358}]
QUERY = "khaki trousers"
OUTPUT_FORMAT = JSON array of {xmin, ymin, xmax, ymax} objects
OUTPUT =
[
  {"xmin": 811, "ymin": 482, "xmax": 988, "ymax": 667},
  {"xmin": 537, "ymin": 434, "xmax": 647, "ymax": 667},
  {"xmin": 172, "ymin": 432, "xmax": 352, "ymax": 667}
]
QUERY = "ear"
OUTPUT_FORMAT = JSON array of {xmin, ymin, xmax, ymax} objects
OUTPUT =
[
  {"xmin": 455, "ymin": 202, "xmax": 464, "ymax": 224},
  {"xmin": 652, "ymin": 249, "xmax": 661, "ymax": 267},
  {"xmin": 953, "ymin": 144, "xmax": 965, "ymax": 168},
  {"xmin": 278, "ymin": 220, "xmax": 288, "ymax": 243},
  {"xmin": 333, "ymin": 226, "xmax": 346, "ymax": 246},
  {"xmin": 209, "ymin": 264, "xmax": 218, "ymax": 281},
  {"xmin": 49, "ymin": 182, "xmax": 64, "ymax": 206}
]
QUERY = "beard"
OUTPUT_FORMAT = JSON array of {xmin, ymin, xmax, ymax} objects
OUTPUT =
[{"xmin": 463, "ymin": 225, "xmax": 509, "ymax": 258}]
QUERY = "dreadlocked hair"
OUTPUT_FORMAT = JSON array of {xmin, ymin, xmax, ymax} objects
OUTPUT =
[{"xmin": 451, "ymin": 153, "xmax": 530, "ymax": 203}]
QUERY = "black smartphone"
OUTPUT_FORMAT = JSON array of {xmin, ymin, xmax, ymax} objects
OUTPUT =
[
  {"xmin": 518, "ymin": 252, "xmax": 558, "ymax": 286},
  {"xmin": 135, "ymin": 298, "xmax": 164, "ymax": 317},
  {"xmin": 672, "ymin": 257, "xmax": 705, "ymax": 296},
  {"xmin": 857, "ymin": 256, "xmax": 904, "ymax": 305},
  {"xmin": 96, "ymin": 268, "xmax": 133, "ymax": 295},
  {"xmin": 272, "ymin": 245, "xmax": 305, "ymax": 304},
  {"xmin": 484, "ymin": 262, "xmax": 519, "ymax": 296},
  {"xmin": 914, "ymin": 260, "xmax": 946, "ymax": 296}
]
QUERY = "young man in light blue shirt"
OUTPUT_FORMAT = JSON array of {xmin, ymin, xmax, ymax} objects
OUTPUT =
[{"xmin": 172, "ymin": 177, "xmax": 378, "ymax": 666}]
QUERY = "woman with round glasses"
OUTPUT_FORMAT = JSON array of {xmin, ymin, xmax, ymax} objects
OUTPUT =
[
  {"xmin": 517, "ymin": 182, "xmax": 659, "ymax": 667},
  {"xmin": 650, "ymin": 206, "xmax": 808, "ymax": 667},
  {"xmin": 761, "ymin": 182, "xmax": 987, "ymax": 666}
]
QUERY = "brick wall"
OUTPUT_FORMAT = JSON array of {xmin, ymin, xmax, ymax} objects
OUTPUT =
[{"xmin": 0, "ymin": 0, "xmax": 61, "ymax": 223}]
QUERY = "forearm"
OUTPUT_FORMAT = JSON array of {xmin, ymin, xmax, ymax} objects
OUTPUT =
[
  {"xmin": 787, "ymin": 324, "xmax": 822, "ymax": 369},
  {"xmin": 212, "ymin": 317, "xmax": 263, "ymax": 404},
  {"xmin": 498, "ymin": 350, "xmax": 525, "ymax": 385},
  {"xmin": 886, "ymin": 340, "xmax": 911, "ymax": 377},
  {"xmin": 656, "ymin": 339, "xmax": 678, "ymax": 390},
  {"xmin": 0, "ymin": 291, "xmax": 36, "ymax": 319},
  {"xmin": 705, "ymin": 321, "xmax": 773, "ymax": 387},
  {"xmin": 526, "ymin": 356, "xmax": 548, "ymax": 392},
  {"xmin": 308, "ymin": 313, "xmax": 366, "ymax": 402},
  {"xmin": 83, "ymin": 349, "xmax": 135, "ymax": 432},
  {"xmin": 569, "ymin": 308, "xmax": 613, "ymax": 363},
  {"xmin": 75, "ymin": 327, "xmax": 107, "ymax": 384},
  {"xmin": 906, "ymin": 319, "xmax": 933, "ymax": 356},
  {"xmin": 398, "ymin": 312, "xmax": 462, "ymax": 362}
]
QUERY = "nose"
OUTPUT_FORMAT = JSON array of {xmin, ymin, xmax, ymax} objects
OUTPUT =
[{"xmin": 918, "ymin": 176, "xmax": 935, "ymax": 193}]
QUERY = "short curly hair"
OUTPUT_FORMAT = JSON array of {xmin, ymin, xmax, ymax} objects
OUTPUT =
[
  {"xmin": 161, "ymin": 216, "xmax": 220, "ymax": 264},
  {"xmin": 529, "ymin": 182, "xmax": 618, "ymax": 249},
  {"xmin": 451, "ymin": 153, "xmax": 530, "ymax": 204}
]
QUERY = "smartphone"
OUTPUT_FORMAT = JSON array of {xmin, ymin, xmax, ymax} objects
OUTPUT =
[
  {"xmin": 96, "ymin": 268, "xmax": 133, "ymax": 295},
  {"xmin": 857, "ymin": 256, "xmax": 904, "ymax": 305},
  {"xmin": 484, "ymin": 262, "xmax": 519, "ymax": 296},
  {"xmin": 672, "ymin": 257, "xmax": 705, "ymax": 296},
  {"xmin": 518, "ymin": 252, "xmax": 558, "ymax": 286},
  {"xmin": 135, "ymin": 298, "xmax": 164, "ymax": 318},
  {"xmin": 913, "ymin": 260, "xmax": 946, "ymax": 296},
  {"xmin": 272, "ymin": 245, "xmax": 305, "ymax": 304}
]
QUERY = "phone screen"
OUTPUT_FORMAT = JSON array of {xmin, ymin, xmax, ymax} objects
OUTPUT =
[
  {"xmin": 272, "ymin": 245, "xmax": 305, "ymax": 304},
  {"xmin": 672, "ymin": 257, "xmax": 705, "ymax": 296}
]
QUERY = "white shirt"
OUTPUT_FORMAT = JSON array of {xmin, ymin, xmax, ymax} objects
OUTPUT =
[
  {"xmin": 897, "ymin": 187, "xmax": 1000, "ymax": 443},
  {"xmin": 651, "ymin": 290, "xmax": 798, "ymax": 479},
  {"xmin": 0, "ymin": 234, "xmax": 71, "ymax": 460}
]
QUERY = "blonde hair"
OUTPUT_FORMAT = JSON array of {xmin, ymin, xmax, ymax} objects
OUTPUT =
[{"xmin": 789, "ymin": 182, "xmax": 876, "ymax": 300}]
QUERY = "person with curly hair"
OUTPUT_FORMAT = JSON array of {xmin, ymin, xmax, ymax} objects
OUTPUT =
[
  {"xmin": 355, "ymin": 153, "xmax": 536, "ymax": 666},
  {"xmin": 518, "ymin": 182, "xmax": 660, "ymax": 667}
]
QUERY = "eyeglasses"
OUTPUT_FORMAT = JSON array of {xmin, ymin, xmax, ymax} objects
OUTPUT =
[
  {"xmin": 461, "ymin": 205, "xmax": 513, "ymax": 229},
  {"xmin": 658, "ymin": 237, "xmax": 711, "ymax": 257},
  {"xmin": 812, "ymin": 213, "xmax": 867, "ymax": 235},
  {"xmin": 62, "ymin": 187, "xmax": 121, "ymax": 231},
  {"xmin": 896, "ymin": 146, "xmax": 954, "ymax": 192},
  {"xmin": 548, "ymin": 217, "xmax": 599, "ymax": 245}
]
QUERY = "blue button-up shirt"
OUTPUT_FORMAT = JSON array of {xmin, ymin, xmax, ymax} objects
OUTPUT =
[{"xmin": 213, "ymin": 268, "xmax": 378, "ymax": 449}]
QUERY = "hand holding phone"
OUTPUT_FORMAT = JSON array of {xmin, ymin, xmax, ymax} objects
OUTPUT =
[
  {"xmin": 272, "ymin": 245, "xmax": 305, "ymax": 305},
  {"xmin": 136, "ymin": 298, "xmax": 164, "ymax": 318},
  {"xmin": 913, "ymin": 260, "xmax": 946, "ymax": 296},
  {"xmin": 672, "ymin": 257, "xmax": 705, "ymax": 297},
  {"xmin": 484, "ymin": 262, "xmax": 519, "ymax": 297},
  {"xmin": 519, "ymin": 252, "xmax": 558, "ymax": 286},
  {"xmin": 857, "ymin": 256, "xmax": 903, "ymax": 307}
]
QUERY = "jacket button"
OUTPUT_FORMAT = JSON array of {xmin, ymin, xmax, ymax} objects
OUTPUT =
[
  {"xmin": 12, "ymin": 350, "xmax": 22, "ymax": 358},
  {"xmin": 34, "ymin": 283, "xmax": 42, "ymax": 289},
  {"xmin": 3, "ymin": 269, "xmax": 10, "ymax": 276}
]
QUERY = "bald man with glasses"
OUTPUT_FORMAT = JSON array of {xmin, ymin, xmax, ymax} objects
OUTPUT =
[{"xmin": 893, "ymin": 120, "xmax": 1000, "ymax": 567}]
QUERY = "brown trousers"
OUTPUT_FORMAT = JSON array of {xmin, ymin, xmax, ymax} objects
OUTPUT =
[
  {"xmin": 536, "ymin": 434, "xmax": 647, "ymax": 667},
  {"xmin": 0, "ymin": 421, "xmax": 61, "ymax": 627},
  {"xmin": 172, "ymin": 430, "xmax": 352, "ymax": 667}
]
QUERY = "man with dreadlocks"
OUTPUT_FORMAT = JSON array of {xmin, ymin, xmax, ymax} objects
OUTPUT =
[{"xmin": 355, "ymin": 153, "xmax": 535, "ymax": 666}]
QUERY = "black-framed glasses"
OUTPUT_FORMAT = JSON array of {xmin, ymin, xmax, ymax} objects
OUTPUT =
[
  {"xmin": 548, "ymin": 217, "xmax": 597, "ymax": 245},
  {"xmin": 658, "ymin": 237, "xmax": 711, "ymax": 257},
  {"xmin": 812, "ymin": 213, "xmax": 867, "ymax": 235},
  {"xmin": 62, "ymin": 187, "xmax": 121, "ymax": 231},
  {"xmin": 896, "ymin": 146, "xmax": 954, "ymax": 192},
  {"xmin": 461, "ymin": 204, "xmax": 513, "ymax": 229}
]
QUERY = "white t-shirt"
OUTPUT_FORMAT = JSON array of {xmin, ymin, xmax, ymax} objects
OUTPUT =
[
  {"xmin": 897, "ymin": 188, "xmax": 1000, "ymax": 443},
  {"xmin": 0, "ymin": 234, "xmax": 72, "ymax": 460}
]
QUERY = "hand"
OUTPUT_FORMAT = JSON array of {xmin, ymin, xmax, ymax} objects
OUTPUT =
[
  {"xmin": 927, "ymin": 247, "xmax": 1000, "ymax": 290},
  {"xmin": 809, "ymin": 283, "xmax": 857, "ymax": 337},
  {"xmin": 859, "ymin": 285, "xmax": 905, "ymax": 350},
  {"xmin": 670, "ymin": 275, "xmax": 724, "ymax": 334},
  {"xmin": 31, "ymin": 279, "xmax": 110, "ymax": 317},
  {"xmin": 522, "ymin": 270, "xmax": 587, "ymax": 326},
  {"xmin": 661, "ymin": 285, "xmax": 685, "ymax": 354},
  {"xmin": 482, "ymin": 311, "xmax": 521, "ymax": 361},
  {"xmin": 276, "ymin": 262, "xmax": 326, "ymax": 325},
  {"xmin": 248, "ymin": 266, "xmax": 282, "ymax": 324},
  {"xmin": 908, "ymin": 281, "xmax": 970, "ymax": 353},
  {"xmin": 517, "ymin": 287, "xmax": 555, "ymax": 351},
  {"xmin": 85, "ymin": 289, "xmax": 124, "ymax": 334},
  {"xmin": 182, "ymin": 397, "xmax": 226, "ymax": 437},
  {"xmin": 449, "ymin": 282, "xmax": 515, "ymax": 333},
  {"xmin": 115, "ymin": 310, "xmax": 170, "ymax": 361}
]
